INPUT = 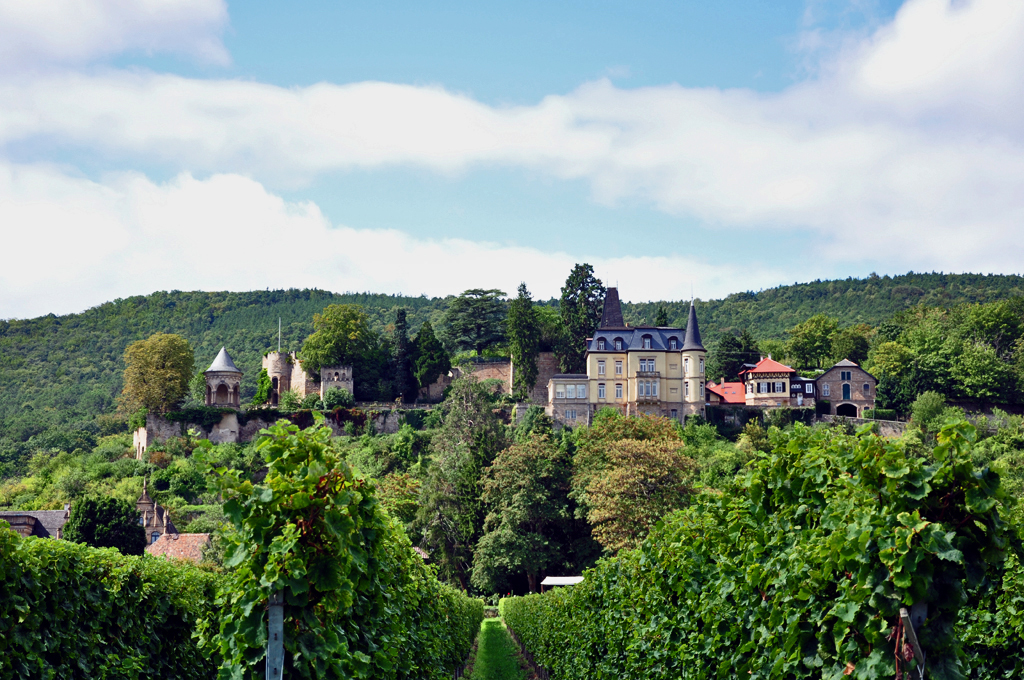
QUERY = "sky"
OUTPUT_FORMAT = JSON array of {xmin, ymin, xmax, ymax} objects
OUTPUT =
[{"xmin": 1, "ymin": 0, "xmax": 1023, "ymax": 319}]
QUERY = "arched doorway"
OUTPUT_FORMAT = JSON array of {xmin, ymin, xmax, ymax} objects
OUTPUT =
[
  {"xmin": 215, "ymin": 384, "xmax": 229, "ymax": 404},
  {"xmin": 836, "ymin": 403, "xmax": 858, "ymax": 417}
]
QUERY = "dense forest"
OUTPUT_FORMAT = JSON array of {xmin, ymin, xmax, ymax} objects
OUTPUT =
[{"xmin": 3, "ymin": 271, "xmax": 1024, "ymax": 476}]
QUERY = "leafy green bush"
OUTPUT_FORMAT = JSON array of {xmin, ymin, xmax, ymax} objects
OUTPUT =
[
  {"xmin": 863, "ymin": 408, "xmax": 897, "ymax": 420},
  {"xmin": 200, "ymin": 418, "xmax": 482, "ymax": 679},
  {"xmin": 63, "ymin": 496, "xmax": 147, "ymax": 555},
  {"xmin": 0, "ymin": 523, "xmax": 221, "ymax": 679},
  {"xmin": 300, "ymin": 392, "xmax": 324, "ymax": 410},
  {"xmin": 323, "ymin": 386, "xmax": 354, "ymax": 409},
  {"xmin": 503, "ymin": 420, "xmax": 1019, "ymax": 680}
]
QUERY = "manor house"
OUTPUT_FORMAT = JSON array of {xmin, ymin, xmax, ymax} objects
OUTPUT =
[{"xmin": 546, "ymin": 288, "xmax": 708, "ymax": 426}]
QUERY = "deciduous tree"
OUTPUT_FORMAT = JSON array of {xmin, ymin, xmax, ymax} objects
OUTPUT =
[
  {"xmin": 830, "ymin": 324, "xmax": 872, "ymax": 366},
  {"xmin": 63, "ymin": 496, "xmax": 147, "ymax": 555},
  {"xmin": 120, "ymin": 333, "xmax": 194, "ymax": 415},
  {"xmin": 787, "ymin": 314, "xmax": 840, "ymax": 369},
  {"xmin": 443, "ymin": 289, "xmax": 507, "ymax": 356},
  {"xmin": 508, "ymin": 283, "xmax": 541, "ymax": 399},
  {"xmin": 559, "ymin": 264, "xmax": 605, "ymax": 373}
]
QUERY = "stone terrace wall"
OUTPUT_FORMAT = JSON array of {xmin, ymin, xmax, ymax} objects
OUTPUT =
[{"xmin": 819, "ymin": 414, "xmax": 907, "ymax": 438}]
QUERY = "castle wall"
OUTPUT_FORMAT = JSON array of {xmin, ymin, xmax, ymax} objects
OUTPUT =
[{"xmin": 463, "ymin": 361, "xmax": 512, "ymax": 392}]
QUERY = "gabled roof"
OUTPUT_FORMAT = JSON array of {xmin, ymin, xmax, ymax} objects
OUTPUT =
[
  {"xmin": 834, "ymin": 359, "xmax": 859, "ymax": 367},
  {"xmin": 0, "ymin": 509, "xmax": 70, "ymax": 538},
  {"xmin": 206, "ymin": 347, "xmax": 242, "ymax": 374},
  {"xmin": 706, "ymin": 381, "xmax": 745, "ymax": 404},
  {"xmin": 681, "ymin": 301, "xmax": 704, "ymax": 351},
  {"xmin": 600, "ymin": 287, "xmax": 625, "ymax": 328},
  {"xmin": 820, "ymin": 359, "xmax": 877, "ymax": 382},
  {"xmin": 146, "ymin": 533, "xmax": 211, "ymax": 563},
  {"xmin": 741, "ymin": 357, "xmax": 796, "ymax": 375}
]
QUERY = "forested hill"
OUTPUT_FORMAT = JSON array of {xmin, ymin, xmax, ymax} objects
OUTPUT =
[
  {"xmin": 2, "ymin": 272, "xmax": 1023, "ymax": 469},
  {"xmin": 626, "ymin": 272, "xmax": 1024, "ymax": 337}
]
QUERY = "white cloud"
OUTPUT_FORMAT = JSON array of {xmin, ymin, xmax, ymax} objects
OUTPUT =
[
  {"xmin": 0, "ymin": 0, "xmax": 229, "ymax": 69},
  {"xmin": 0, "ymin": 164, "xmax": 784, "ymax": 319},
  {"xmin": 2, "ymin": 0, "xmax": 1024, "ymax": 317}
]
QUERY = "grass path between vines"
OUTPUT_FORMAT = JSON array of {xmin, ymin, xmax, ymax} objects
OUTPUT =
[{"xmin": 468, "ymin": 619, "xmax": 528, "ymax": 680}]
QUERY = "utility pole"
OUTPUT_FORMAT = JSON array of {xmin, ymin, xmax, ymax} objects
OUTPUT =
[{"xmin": 266, "ymin": 590, "xmax": 284, "ymax": 679}]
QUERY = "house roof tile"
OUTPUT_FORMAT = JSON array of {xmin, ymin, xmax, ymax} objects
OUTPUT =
[
  {"xmin": 706, "ymin": 381, "xmax": 746, "ymax": 404},
  {"xmin": 146, "ymin": 533, "xmax": 210, "ymax": 563}
]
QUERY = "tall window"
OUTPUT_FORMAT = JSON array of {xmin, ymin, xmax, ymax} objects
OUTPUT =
[
  {"xmin": 746, "ymin": 383, "xmax": 753, "ymax": 394},
  {"xmin": 151, "ymin": 532, "xmax": 160, "ymax": 544},
  {"xmin": 843, "ymin": 384, "xmax": 851, "ymax": 400},
  {"xmin": 578, "ymin": 385, "xmax": 587, "ymax": 399},
  {"xmin": 685, "ymin": 382, "xmax": 690, "ymax": 397},
  {"xmin": 652, "ymin": 381, "xmax": 658, "ymax": 397},
  {"xmin": 615, "ymin": 383, "xmax": 623, "ymax": 399},
  {"xmin": 615, "ymin": 361, "xmax": 623, "ymax": 375},
  {"xmin": 598, "ymin": 360, "xmax": 606, "ymax": 375},
  {"xmin": 615, "ymin": 339, "xmax": 623, "ymax": 350},
  {"xmin": 671, "ymin": 409, "xmax": 678, "ymax": 419},
  {"xmin": 841, "ymin": 370, "xmax": 852, "ymax": 381},
  {"xmin": 823, "ymin": 383, "xmax": 830, "ymax": 397},
  {"xmin": 775, "ymin": 381, "xmax": 784, "ymax": 393},
  {"xmin": 758, "ymin": 382, "xmax": 768, "ymax": 393},
  {"xmin": 567, "ymin": 385, "xmax": 576, "ymax": 399},
  {"xmin": 806, "ymin": 383, "xmax": 814, "ymax": 394},
  {"xmin": 699, "ymin": 358, "xmax": 705, "ymax": 375},
  {"xmin": 700, "ymin": 383, "xmax": 705, "ymax": 399},
  {"xmin": 669, "ymin": 338, "xmax": 678, "ymax": 349},
  {"xmin": 642, "ymin": 335, "xmax": 652, "ymax": 349},
  {"xmin": 598, "ymin": 383, "xmax": 606, "ymax": 399},
  {"xmin": 597, "ymin": 339, "xmax": 606, "ymax": 350},
  {"xmin": 863, "ymin": 383, "xmax": 870, "ymax": 393},
  {"xmin": 556, "ymin": 385, "xmax": 565, "ymax": 398},
  {"xmin": 684, "ymin": 357, "xmax": 689, "ymax": 375},
  {"xmin": 566, "ymin": 409, "xmax": 576, "ymax": 421}
]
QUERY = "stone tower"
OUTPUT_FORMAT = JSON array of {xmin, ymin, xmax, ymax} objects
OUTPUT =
[
  {"xmin": 204, "ymin": 347, "xmax": 243, "ymax": 409},
  {"xmin": 261, "ymin": 351, "xmax": 292, "ymax": 407}
]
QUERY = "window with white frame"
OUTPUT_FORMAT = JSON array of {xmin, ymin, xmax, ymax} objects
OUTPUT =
[
  {"xmin": 806, "ymin": 383, "xmax": 814, "ymax": 394},
  {"xmin": 685, "ymin": 382, "xmax": 690, "ymax": 397},
  {"xmin": 758, "ymin": 382, "xmax": 768, "ymax": 393},
  {"xmin": 775, "ymin": 381, "xmax": 784, "ymax": 393},
  {"xmin": 597, "ymin": 339, "xmax": 606, "ymax": 350},
  {"xmin": 671, "ymin": 409, "xmax": 678, "ymax": 419},
  {"xmin": 566, "ymin": 409, "xmax": 576, "ymax": 421},
  {"xmin": 615, "ymin": 338, "xmax": 623, "ymax": 350},
  {"xmin": 746, "ymin": 382, "xmax": 753, "ymax": 393},
  {"xmin": 700, "ymin": 383, "xmax": 705, "ymax": 399},
  {"xmin": 699, "ymin": 358, "xmax": 705, "ymax": 374},
  {"xmin": 556, "ymin": 385, "xmax": 565, "ymax": 398},
  {"xmin": 598, "ymin": 360, "xmax": 605, "ymax": 375},
  {"xmin": 823, "ymin": 383, "xmax": 830, "ymax": 397},
  {"xmin": 684, "ymin": 357, "xmax": 690, "ymax": 374},
  {"xmin": 578, "ymin": 384, "xmax": 587, "ymax": 399},
  {"xmin": 567, "ymin": 384, "xmax": 576, "ymax": 399},
  {"xmin": 615, "ymin": 361, "xmax": 623, "ymax": 375},
  {"xmin": 642, "ymin": 335, "xmax": 652, "ymax": 349},
  {"xmin": 793, "ymin": 383, "xmax": 803, "ymax": 392},
  {"xmin": 669, "ymin": 338, "xmax": 678, "ymax": 349},
  {"xmin": 616, "ymin": 383, "xmax": 623, "ymax": 399},
  {"xmin": 652, "ymin": 381, "xmax": 658, "ymax": 397},
  {"xmin": 598, "ymin": 383, "xmax": 606, "ymax": 399}
]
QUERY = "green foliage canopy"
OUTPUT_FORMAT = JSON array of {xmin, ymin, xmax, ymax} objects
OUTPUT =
[
  {"xmin": 507, "ymin": 283, "xmax": 541, "ymax": 399},
  {"xmin": 443, "ymin": 289, "xmax": 508, "ymax": 356},
  {"xmin": 559, "ymin": 264, "xmax": 605, "ymax": 374},
  {"xmin": 120, "ymin": 333, "xmax": 194, "ymax": 415},
  {"xmin": 63, "ymin": 495, "xmax": 147, "ymax": 556}
]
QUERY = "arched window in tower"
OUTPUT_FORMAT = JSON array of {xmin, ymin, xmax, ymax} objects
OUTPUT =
[
  {"xmin": 334, "ymin": 372, "xmax": 340, "ymax": 380},
  {"xmin": 215, "ymin": 384, "xmax": 229, "ymax": 404}
]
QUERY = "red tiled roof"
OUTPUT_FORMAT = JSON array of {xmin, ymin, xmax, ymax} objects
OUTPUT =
[
  {"xmin": 740, "ymin": 357, "xmax": 796, "ymax": 375},
  {"xmin": 146, "ymin": 533, "xmax": 210, "ymax": 563},
  {"xmin": 706, "ymin": 381, "xmax": 746, "ymax": 404}
]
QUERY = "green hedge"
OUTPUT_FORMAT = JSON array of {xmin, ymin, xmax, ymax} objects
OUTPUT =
[
  {"xmin": 863, "ymin": 408, "xmax": 898, "ymax": 420},
  {"xmin": 0, "ymin": 523, "xmax": 221, "ymax": 679},
  {"xmin": 503, "ymin": 420, "xmax": 1022, "ymax": 680}
]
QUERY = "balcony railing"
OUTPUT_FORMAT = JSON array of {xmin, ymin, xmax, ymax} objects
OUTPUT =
[
  {"xmin": 636, "ymin": 394, "xmax": 660, "ymax": 404},
  {"xmin": 636, "ymin": 371, "xmax": 660, "ymax": 378}
]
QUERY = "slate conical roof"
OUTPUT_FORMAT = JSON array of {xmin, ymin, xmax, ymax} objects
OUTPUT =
[
  {"xmin": 600, "ymin": 287, "xmax": 625, "ymax": 328},
  {"xmin": 681, "ymin": 301, "xmax": 705, "ymax": 351},
  {"xmin": 205, "ymin": 347, "xmax": 242, "ymax": 374}
]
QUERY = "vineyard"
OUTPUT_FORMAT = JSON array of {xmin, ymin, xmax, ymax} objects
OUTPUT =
[{"xmin": 503, "ymin": 420, "xmax": 1024, "ymax": 680}]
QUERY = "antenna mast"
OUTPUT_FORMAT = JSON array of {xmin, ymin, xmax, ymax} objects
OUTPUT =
[{"xmin": 278, "ymin": 317, "xmax": 281, "ymax": 352}]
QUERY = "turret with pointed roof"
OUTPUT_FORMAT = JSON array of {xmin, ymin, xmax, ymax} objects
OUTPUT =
[
  {"xmin": 204, "ymin": 347, "xmax": 243, "ymax": 408},
  {"xmin": 681, "ymin": 301, "xmax": 704, "ymax": 352}
]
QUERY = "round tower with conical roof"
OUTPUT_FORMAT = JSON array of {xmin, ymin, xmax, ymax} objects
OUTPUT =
[
  {"xmin": 204, "ymin": 347, "xmax": 243, "ymax": 409},
  {"xmin": 680, "ymin": 300, "xmax": 707, "ymax": 418}
]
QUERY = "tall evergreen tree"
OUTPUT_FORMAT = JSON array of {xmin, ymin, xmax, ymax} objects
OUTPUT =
[
  {"xmin": 508, "ymin": 283, "xmax": 541, "ymax": 399},
  {"xmin": 654, "ymin": 305, "xmax": 669, "ymax": 327},
  {"xmin": 708, "ymin": 329, "xmax": 761, "ymax": 382},
  {"xmin": 559, "ymin": 264, "xmax": 605, "ymax": 373},
  {"xmin": 443, "ymin": 289, "xmax": 508, "ymax": 356},
  {"xmin": 412, "ymin": 320, "xmax": 451, "ymax": 389},
  {"xmin": 393, "ymin": 308, "xmax": 415, "ymax": 403}
]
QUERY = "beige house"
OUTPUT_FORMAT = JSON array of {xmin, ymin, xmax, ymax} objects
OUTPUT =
[
  {"xmin": 817, "ymin": 359, "xmax": 877, "ymax": 417},
  {"xmin": 740, "ymin": 357, "xmax": 800, "ymax": 407},
  {"xmin": 546, "ymin": 288, "xmax": 707, "ymax": 425}
]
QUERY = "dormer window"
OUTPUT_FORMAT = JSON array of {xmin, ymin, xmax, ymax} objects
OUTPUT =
[
  {"xmin": 597, "ymin": 339, "xmax": 606, "ymax": 350},
  {"xmin": 669, "ymin": 338, "xmax": 678, "ymax": 350},
  {"xmin": 614, "ymin": 338, "xmax": 623, "ymax": 351},
  {"xmin": 642, "ymin": 335, "xmax": 652, "ymax": 349}
]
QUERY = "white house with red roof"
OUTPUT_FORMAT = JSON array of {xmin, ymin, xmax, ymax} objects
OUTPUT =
[{"xmin": 738, "ymin": 357, "xmax": 801, "ymax": 407}]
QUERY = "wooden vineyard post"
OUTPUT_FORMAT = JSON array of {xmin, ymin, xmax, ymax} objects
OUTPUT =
[
  {"xmin": 899, "ymin": 607, "xmax": 926, "ymax": 680},
  {"xmin": 266, "ymin": 590, "xmax": 284, "ymax": 680}
]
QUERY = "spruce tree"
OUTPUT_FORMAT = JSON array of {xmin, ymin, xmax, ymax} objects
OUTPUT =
[
  {"xmin": 393, "ymin": 309, "xmax": 415, "ymax": 402},
  {"xmin": 508, "ymin": 283, "xmax": 541, "ymax": 400},
  {"xmin": 655, "ymin": 305, "xmax": 669, "ymax": 327},
  {"xmin": 412, "ymin": 320, "xmax": 451, "ymax": 389},
  {"xmin": 559, "ymin": 264, "xmax": 605, "ymax": 374}
]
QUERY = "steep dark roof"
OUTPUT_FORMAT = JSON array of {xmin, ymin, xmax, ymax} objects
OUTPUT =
[
  {"xmin": 0, "ymin": 509, "xmax": 70, "ymax": 538},
  {"xmin": 681, "ymin": 302, "xmax": 705, "ymax": 351},
  {"xmin": 206, "ymin": 347, "xmax": 242, "ymax": 374},
  {"xmin": 600, "ymin": 287, "xmax": 625, "ymax": 328}
]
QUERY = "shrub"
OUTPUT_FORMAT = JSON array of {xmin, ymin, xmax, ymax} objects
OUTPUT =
[
  {"xmin": 864, "ymin": 408, "xmax": 897, "ymax": 420},
  {"xmin": 323, "ymin": 387, "xmax": 354, "ymax": 409},
  {"xmin": 300, "ymin": 392, "xmax": 323, "ymax": 410},
  {"xmin": 911, "ymin": 391, "xmax": 946, "ymax": 430},
  {"xmin": 503, "ymin": 420, "xmax": 1018, "ymax": 680},
  {"xmin": 0, "ymin": 523, "xmax": 221, "ymax": 679}
]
